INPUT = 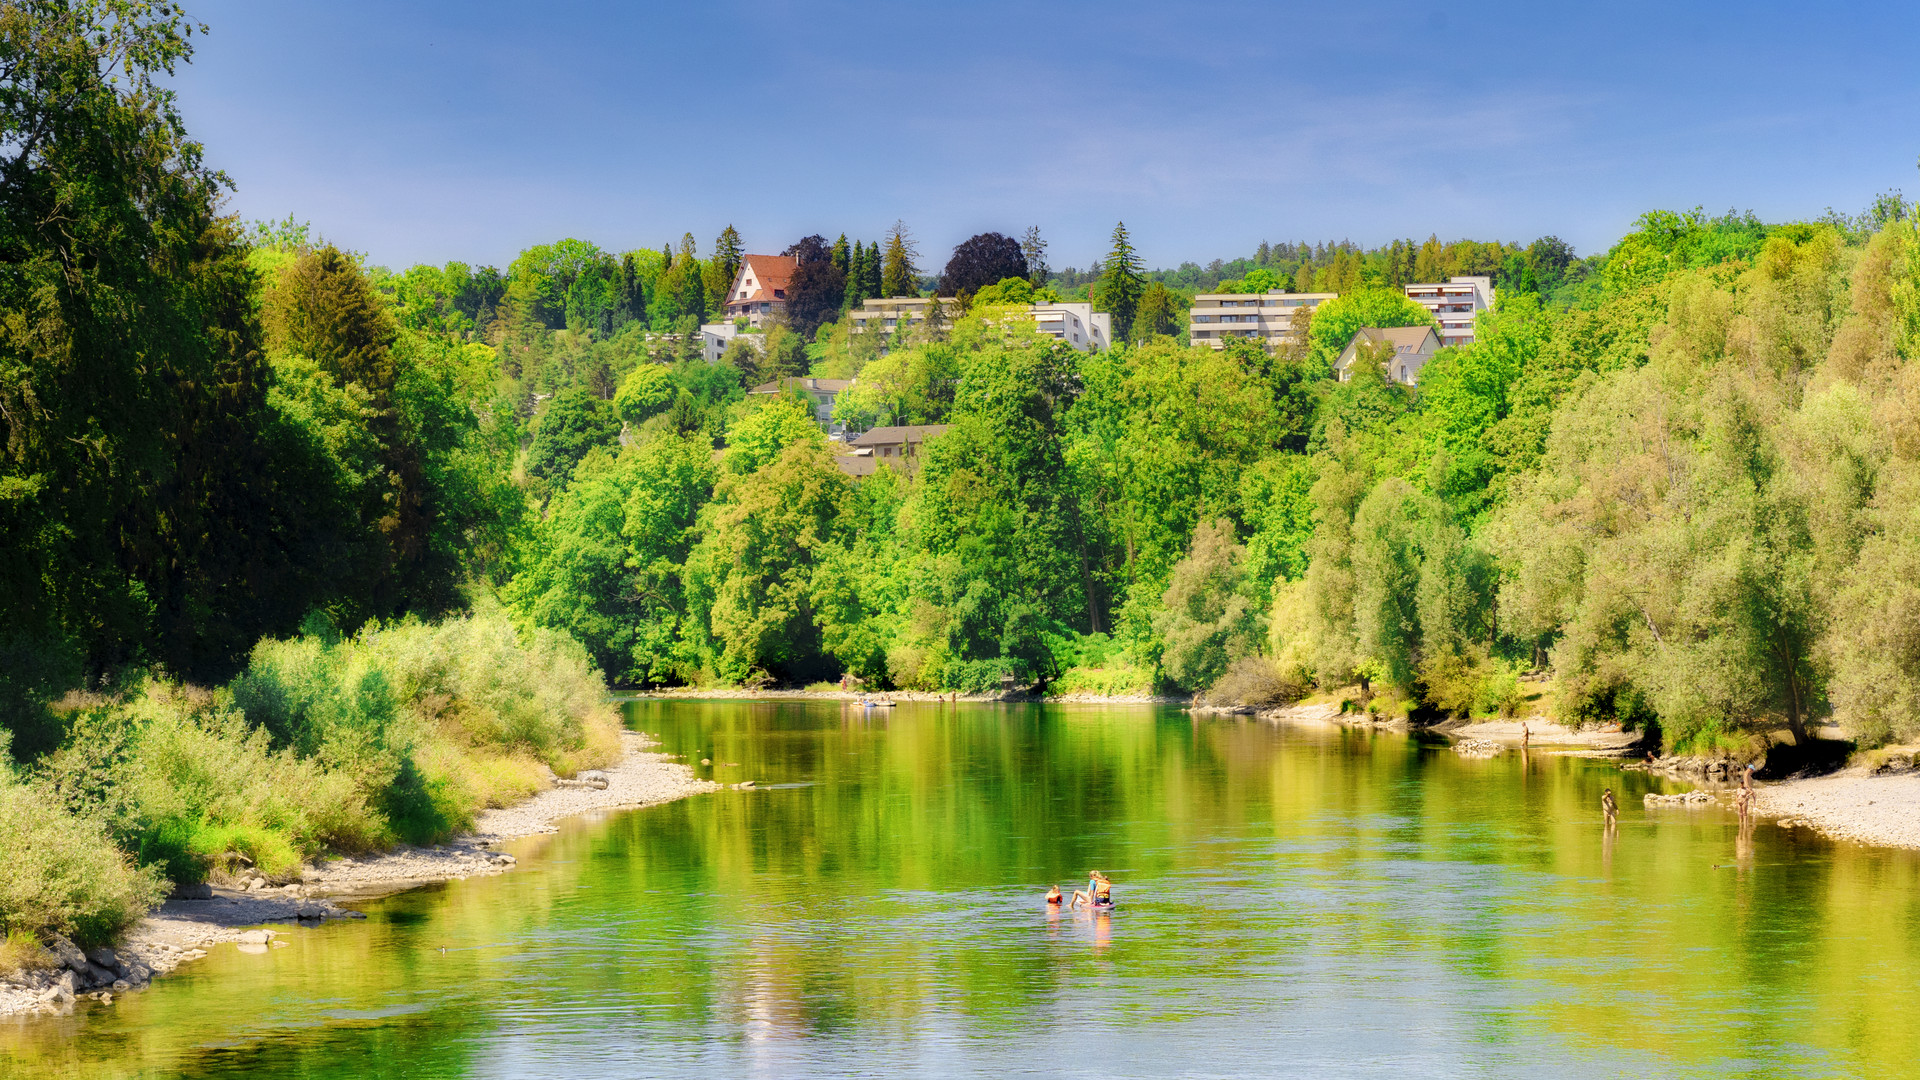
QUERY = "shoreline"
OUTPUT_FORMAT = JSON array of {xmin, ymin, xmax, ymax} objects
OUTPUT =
[
  {"xmin": 1, "ymin": 729, "xmax": 717, "ymax": 1020},
  {"xmin": 630, "ymin": 687, "xmax": 1190, "ymax": 705}
]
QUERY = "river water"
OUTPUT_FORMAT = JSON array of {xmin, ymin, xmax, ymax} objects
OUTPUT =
[{"xmin": 5, "ymin": 700, "xmax": 1919, "ymax": 1078}]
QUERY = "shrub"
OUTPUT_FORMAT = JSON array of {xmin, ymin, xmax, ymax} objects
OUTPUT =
[
  {"xmin": 1200, "ymin": 656, "xmax": 1307, "ymax": 709},
  {"xmin": 0, "ymin": 773, "xmax": 166, "ymax": 945},
  {"xmin": 1048, "ymin": 665, "xmax": 1157, "ymax": 698}
]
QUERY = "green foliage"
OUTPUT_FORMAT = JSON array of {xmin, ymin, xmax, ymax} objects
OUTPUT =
[
  {"xmin": 1153, "ymin": 521, "xmax": 1265, "ymax": 692},
  {"xmin": 971, "ymin": 276, "xmax": 1034, "ymax": 306},
  {"xmin": 0, "ymin": 772, "xmax": 166, "ymax": 946},
  {"xmin": 615, "ymin": 364, "xmax": 675, "ymax": 424},
  {"xmin": 528, "ymin": 388, "xmax": 621, "ymax": 487},
  {"xmin": 724, "ymin": 397, "xmax": 823, "ymax": 474}
]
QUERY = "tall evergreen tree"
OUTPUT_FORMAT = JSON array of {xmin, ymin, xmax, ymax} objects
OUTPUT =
[
  {"xmin": 831, "ymin": 233, "xmax": 851, "ymax": 275},
  {"xmin": 864, "ymin": 241, "xmax": 884, "ymax": 300},
  {"xmin": 1097, "ymin": 221, "xmax": 1145, "ymax": 342},
  {"xmin": 619, "ymin": 252, "xmax": 648, "ymax": 326},
  {"xmin": 845, "ymin": 241, "xmax": 870, "ymax": 308},
  {"xmin": 705, "ymin": 224, "xmax": 743, "ymax": 313},
  {"xmin": 1022, "ymin": 226, "xmax": 1050, "ymax": 287},
  {"xmin": 882, "ymin": 220, "xmax": 919, "ymax": 298}
]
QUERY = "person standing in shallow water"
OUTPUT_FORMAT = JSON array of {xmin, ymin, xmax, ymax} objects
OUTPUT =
[{"xmin": 1602, "ymin": 788, "xmax": 1618, "ymax": 828}]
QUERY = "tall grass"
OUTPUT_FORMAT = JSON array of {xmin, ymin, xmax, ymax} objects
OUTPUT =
[{"xmin": 3, "ymin": 606, "xmax": 621, "ymax": 944}]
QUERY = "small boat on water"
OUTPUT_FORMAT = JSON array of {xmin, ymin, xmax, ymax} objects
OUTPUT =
[{"xmin": 860, "ymin": 699, "xmax": 896, "ymax": 708}]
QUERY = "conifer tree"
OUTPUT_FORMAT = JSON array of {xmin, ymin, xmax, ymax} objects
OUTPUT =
[
  {"xmin": 831, "ymin": 233, "xmax": 851, "ymax": 275},
  {"xmin": 673, "ymin": 233, "xmax": 706, "ymax": 323},
  {"xmin": 864, "ymin": 241, "xmax": 883, "ymax": 299},
  {"xmin": 1022, "ymin": 226, "xmax": 1050, "ymax": 287},
  {"xmin": 882, "ymin": 220, "xmax": 919, "ymax": 297},
  {"xmin": 1097, "ymin": 221, "xmax": 1145, "ymax": 342},
  {"xmin": 845, "ymin": 241, "xmax": 869, "ymax": 308},
  {"xmin": 705, "ymin": 225, "xmax": 743, "ymax": 313}
]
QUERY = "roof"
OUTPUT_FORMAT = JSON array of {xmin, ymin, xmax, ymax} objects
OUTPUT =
[
  {"xmin": 748, "ymin": 377, "xmax": 852, "ymax": 395},
  {"xmin": 849, "ymin": 424, "xmax": 951, "ymax": 447},
  {"xmin": 731, "ymin": 254, "xmax": 797, "ymax": 305},
  {"xmin": 1341, "ymin": 326, "xmax": 1441, "ymax": 352}
]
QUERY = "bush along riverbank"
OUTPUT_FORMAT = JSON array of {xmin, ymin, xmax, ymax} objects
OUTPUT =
[{"xmin": 0, "ymin": 606, "xmax": 666, "ymax": 1016}]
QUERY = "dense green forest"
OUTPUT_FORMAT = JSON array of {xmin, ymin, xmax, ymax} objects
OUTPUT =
[{"xmin": 5, "ymin": 1, "xmax": 1920, "ymax": 946}]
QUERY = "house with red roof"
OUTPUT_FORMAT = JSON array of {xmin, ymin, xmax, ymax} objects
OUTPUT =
[{"xmin": 723, "ymin": 254, "xmax": 797, "ymax": 327}]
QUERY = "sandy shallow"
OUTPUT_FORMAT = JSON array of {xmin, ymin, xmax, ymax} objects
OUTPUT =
[
  {"xmin": 2, "ymin": 730, "xmax": 717, "ymax": 1019},
  {"xmin": 1752, "ymin": 770, "xmax": 1920, "ymax": 849}
]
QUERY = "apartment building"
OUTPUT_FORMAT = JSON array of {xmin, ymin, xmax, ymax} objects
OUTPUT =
[
  {"xmin": 698, "ymin": 320, "xmax": 763, "ymax": 362},
  {"xmin": 1188, "ymin": 292, "xmax": 1338, "ymax": 348},
  {"xmin": 1403, "ymin": 276, "xmax": 1493, "ymax": 347},
  {"xmin": 721, "ymin": 254, "xmax": 797, "ymax": 327},
  {"xmin": 1333, "ymin": 326, "xmax": 1444, "ymax": 386},
  {"xmin": 847, "ymin": 298, "xmax": 1111, "ymax": 351}
]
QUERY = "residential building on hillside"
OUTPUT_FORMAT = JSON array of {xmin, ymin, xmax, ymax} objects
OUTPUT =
[
  {"xmin": 1404, "ymin": 276, "xmax": 1493, "ymax": 347},
  {"xmin": 699, "ymin": 321, "xmax": 763, "ymax": 362},
  {"xmin": 1334, "ymin": 326, "xmax": 1444, "ymax": 386},
  {"xmin": 748, "ymin": 376, "xmax": 851, "ymax": 424},
  {"xmin": 723, "ymin": 254, "xmax": 797, "ymax": 327},
  {"xmin": 834, "ymin": 424, "xmax": 950, "ymax": 477},
  {"xmin": 1188, "ymin": 292, "xmax": 1338, "ymax": 348},
  {"xmin": 847, "ymin": 298, "xmax": 1111, "ymax": 351}
]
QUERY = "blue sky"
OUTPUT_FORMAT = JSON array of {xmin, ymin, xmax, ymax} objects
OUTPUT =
[{"xmin": 170, "ymin": 0, "xmax": 1920, "ymax": 272}]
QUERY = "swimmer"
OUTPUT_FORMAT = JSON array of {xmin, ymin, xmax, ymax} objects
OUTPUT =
[{"xmin": 1046, "ymin": 884, "xmax": 1063, "ymax": 905}]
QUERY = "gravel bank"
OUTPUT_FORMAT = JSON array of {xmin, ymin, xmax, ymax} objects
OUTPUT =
[
  {"xmin": 2, "ymin": 729, "xmax": 716, "ymax": 1020},
  {"xmin": 1752, "ymin": 769, "xmax": 1920, "ymax": 849}
]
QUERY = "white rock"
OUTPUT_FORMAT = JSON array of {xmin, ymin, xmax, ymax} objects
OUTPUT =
[{"xmin": 238, "ymin": 930, "xmax": 271, "ymax": 945}]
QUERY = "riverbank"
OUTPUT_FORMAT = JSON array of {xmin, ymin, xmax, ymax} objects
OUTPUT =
[
  {"xmin": 1752, "ymin": 768, "xmax": 1920, "ymax": 850},
  {"xmin": 0, "ymin": 730, "xmax": 717, "ymax": 1020},
  {"xmin": 634, "ymin": 686, "xmax": 1190, "ymax": 705}
]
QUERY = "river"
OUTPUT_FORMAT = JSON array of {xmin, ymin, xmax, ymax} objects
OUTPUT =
[{"xmin": 5, "ymin": 700, "xmax": 1918, "ymax": 1078}]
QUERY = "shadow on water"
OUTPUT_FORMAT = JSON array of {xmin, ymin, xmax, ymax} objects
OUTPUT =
[{"xmin": 4, "ymin": 699, "xmax": 1920, "ymax": 1079}]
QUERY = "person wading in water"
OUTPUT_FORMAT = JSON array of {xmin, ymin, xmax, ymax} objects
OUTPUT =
[{"xmin": 1602, "ymin": 788, "xmax": 1619, "ymax": 828}]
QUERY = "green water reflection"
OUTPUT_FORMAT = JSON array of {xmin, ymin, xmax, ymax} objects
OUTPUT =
[{"xmin": 4, "ymin": 700, "xmax": 1918, "ymax": 1079}]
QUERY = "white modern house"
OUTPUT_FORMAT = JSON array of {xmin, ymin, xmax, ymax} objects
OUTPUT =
[
  {"xmin": 847, "ymin": 298, "xmax": 1112, "ymax": 351},
  {"xmin": 699, "ymin": 320, "xmax": 763, "ymax": 362},
  {"xmin": 1188, "ymin": 292, "xmax": 1339, "ymax": 348},
  {"xmin": 1404, "ymin": 276, "xmax": 1493, "ymax": 348}
]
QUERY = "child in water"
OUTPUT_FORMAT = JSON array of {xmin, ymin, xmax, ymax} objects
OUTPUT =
[{"xmin": 1045, "ymin": 884, "xmax": 1063, "ymax": 905}]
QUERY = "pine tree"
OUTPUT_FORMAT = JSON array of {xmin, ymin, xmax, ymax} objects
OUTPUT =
[
  {"xmin": 845, "ymin": 241, "xmax": 869, "ymax": 308},
  {"xmin": 831, "ymin": 233, "xmax": 851, "ymax": 275},
  {"xmin": 673, "ymin": 233, "xmax": 706, "ymax": 322},
  {"xmin": 706, "ymin": 224, "xmax": 742, "ymax": 313},
  {"xmin": 1097, "ymin": 221, "xmax": 1145, "ymax": 342},
  {"xmin": 1256, "ymin": 240, "xmax": 1272, "ymax": 266},
  {"xmin": 619, "ymin": 252, "xmax": 648, "ymax": 326},
  {"xmin": 1022, "ymin": 225, "xmax": 1050, "ymax": 287},
  {"xmin": 864, "ymin": 241, "xmax": 883, "ymax": 299},
  {"xmin": 882, "ymin": 220, "xmax": 919, "ymax": 297}
]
